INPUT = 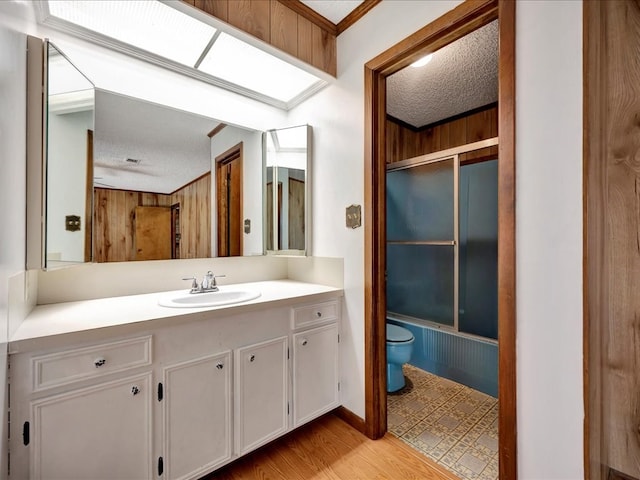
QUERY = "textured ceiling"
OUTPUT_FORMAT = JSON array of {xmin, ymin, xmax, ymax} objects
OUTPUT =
[
  {"xmin": 386, "ymin": 20, "xmax": 498, "ymax": 128},
  {"xmin": 300, "ymin": 0, "xmax": 364, "ymax": 23},
  {"xmin": 94, "ymin": 91, "xmax": 219, "ymax": 194}
]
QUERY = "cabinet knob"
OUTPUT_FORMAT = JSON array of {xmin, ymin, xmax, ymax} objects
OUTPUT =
[
  {"xmin": 316, "ymin": 311, "xmax": 322, "ymax": 318},
  {"xmin": 216, "ymin": 363, "xmax": 224, "ymax": 370},
  {"xmin": 131, "ymin": 386, "xmax": 140, "ymax": 396},
  {"xmin": 302, "ymin": 339, "xmax": 308, "ymax": 346},
  {"xmin": 94, "ymin": 358, "xmax": 106, "ymax": 368},
  {"xmin": 249, "ymin": 355, "xmax": 255, "ymax": 362}
]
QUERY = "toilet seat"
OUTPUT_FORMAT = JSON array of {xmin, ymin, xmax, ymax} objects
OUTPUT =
[{"xmin": 386, "ymin": 324, "xmax": 414, "ymax": 343}]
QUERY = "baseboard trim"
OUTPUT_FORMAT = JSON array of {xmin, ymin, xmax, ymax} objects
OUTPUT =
[{"xmin": 334, "ymin": 406, "xmax": 367, "ymax": 434}]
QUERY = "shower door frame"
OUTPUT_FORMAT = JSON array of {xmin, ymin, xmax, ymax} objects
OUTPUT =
[{"xmin": 386, "ymin": 137, "xmax": 498, "ymax": 336}]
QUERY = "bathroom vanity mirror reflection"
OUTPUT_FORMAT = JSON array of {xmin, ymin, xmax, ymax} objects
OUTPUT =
[
  {"xmin": 37, "ymin": 42, "xmax": 266, "ymax": 270},
  {"xmin": 44, "ymin": 41, "xmax": 95, "ymax": 269},
  {"xmin": 92, "ymin": 91, "xmax": 264, "ymax": 262},
  {"xmin": 264, "ymin": 125, "xmax": 311, "ymax": 256}
]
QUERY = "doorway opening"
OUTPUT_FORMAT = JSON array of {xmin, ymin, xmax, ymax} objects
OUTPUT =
[
  {"xmin": 216, "ymin": 142, "xmax": 243, "ymax": 257},
  {"xmin": 363, "ymin": 1, "xmax": 515, "ymax": 479}
]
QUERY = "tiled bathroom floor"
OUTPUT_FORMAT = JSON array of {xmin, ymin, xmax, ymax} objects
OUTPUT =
[{"xmin": 387, "ymin": 364, "xmax": 499, "ymax": 480}]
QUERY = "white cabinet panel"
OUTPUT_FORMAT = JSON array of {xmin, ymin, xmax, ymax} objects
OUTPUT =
[
  {"xmin": 292, "ymin": 323, "xmax": 339, "ymax": 427},
  {"xmin": 163, "ymin": 352, "xmax": 232, "ymax": 480},
  {"xmin": 31, "ymin": 373, "xmax": 152, "ymax": 480},
  {"xmin": 235, "ymin": 336, "xmax": 289, "ymax": 455}
]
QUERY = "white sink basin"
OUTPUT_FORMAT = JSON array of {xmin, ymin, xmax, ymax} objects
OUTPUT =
[{"xmin": 158, "ymin": 289, "xmax": 261, "ymax": 308}]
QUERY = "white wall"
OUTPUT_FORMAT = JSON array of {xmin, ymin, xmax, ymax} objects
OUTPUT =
[
  {"xmin": 516, "ymin": 1, "xmax": 583, "ymax": 478},
  {"xmin": 46, "ymin": 109, "xmax": 93, "ymax": 263},
  {"xmin": 0, "ymin": 17, "xmax": 29, "ymax": 480},
  {"xmin": 290, "ymin": 1, "xmax": 584, "ymax": 478},
  {"xmin": 210, "ymin": 125, "xmax": 264, "ymax": 256}
]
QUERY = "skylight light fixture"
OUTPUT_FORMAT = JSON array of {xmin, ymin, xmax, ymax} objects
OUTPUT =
[
  {"xmin": 39, "ymin": 0, "xmax": 328, "ymax": 109},
  {"xmin": 411, "ymin": 53, "xmax": 434, "ymax": 68},
  {"xmin": 47, "ymin": 1, "xmax": 217, "ymax": 69},
  {"xmin": 197, "ymin": 33, "xmax": 321, "ymax": 104}
]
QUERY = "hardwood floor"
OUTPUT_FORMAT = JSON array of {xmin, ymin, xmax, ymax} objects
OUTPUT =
[{"xmin": 207, "ymin": 414, "xmax": 460, "ymax": 480}]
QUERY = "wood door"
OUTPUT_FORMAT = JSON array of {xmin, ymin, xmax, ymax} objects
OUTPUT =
[
  {"xmin": 585, "ymin": 2, "xmax": 640, "ymax": 479},
  {"xmin": 288, "ymin": 177, "xmax": 305, "ymax": 250},
  {"xmin": 216, "ymin": 144, "xmax": 243, "ymax": 257},
  {"xmin": 266, "ymin": 181, "xmax": 283, "ymax": 251},
  {"xmin": 134, "ymin": 206, "xmax": 171, "ymax": 260}
]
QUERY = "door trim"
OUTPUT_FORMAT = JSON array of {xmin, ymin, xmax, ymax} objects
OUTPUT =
[{"xmin": 362, "ymin": 1, "xmax": 517, "ymax": 478}]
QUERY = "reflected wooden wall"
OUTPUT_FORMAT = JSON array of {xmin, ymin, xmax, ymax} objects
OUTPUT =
[
  {"xmin": 94, "ymin": 173, "xmax": 211, "ymax": 262},
  {"xmin": 386, "ymin": 103, "xmax": 498, "ymax": 164},
  {"xmin": 171, "ymin": 173, "xmax": 211, "ymax": 259}
]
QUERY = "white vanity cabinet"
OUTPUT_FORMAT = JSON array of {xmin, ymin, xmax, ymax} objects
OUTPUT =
[
  {"xmin": 9, "ymin": 336, "xmax": 154, "ymax": 480},
  {"xmin": 161, "ymin": 351, "xmax": 232, "ymax": 480},
  {"xmin": 291, "ymin": 301, "xmax": 340, "ymax": 428},
  {"xmin": 235, "ymin": 336, "xmax": 289, "ymax": 456},
  {"xmin": 9, "ymin": 289, "xmax": 342, "ymax": 480}
]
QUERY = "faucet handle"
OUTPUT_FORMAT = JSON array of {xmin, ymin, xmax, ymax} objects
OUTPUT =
[
  {"xmin": 212, "ymin": 274, "xmax": 225, "ymax": 287},
  {"xmin": 182, "ymin": 276, "xmax": 198, "ymax": 290},
  {"xmin": 202, "ymin": 271, "xmax": 214, "ymax": 289}
]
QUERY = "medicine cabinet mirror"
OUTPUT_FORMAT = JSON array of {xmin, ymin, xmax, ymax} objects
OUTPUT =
[
  {"xmin": 264, "ymin": 125, "xmax": 311, "ymax": 256},
  {"xmin": 43, "ymin": 41, "xmax": 95, "ymax": 269}
]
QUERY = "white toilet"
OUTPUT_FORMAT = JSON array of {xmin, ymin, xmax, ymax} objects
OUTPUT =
[{"xmin": 386, "ymin": 324, "xmax": 415, "ymax": 392}]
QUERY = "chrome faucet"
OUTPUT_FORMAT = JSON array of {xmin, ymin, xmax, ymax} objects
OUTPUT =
[{"xmin": 182, "ymin": 271, "xmax": 225, "ymax": 294}]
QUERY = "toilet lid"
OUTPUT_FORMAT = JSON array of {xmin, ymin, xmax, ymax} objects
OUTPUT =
[{"xmin": 387, "ymin": 324, "xmax": 414, "ymax": 343}]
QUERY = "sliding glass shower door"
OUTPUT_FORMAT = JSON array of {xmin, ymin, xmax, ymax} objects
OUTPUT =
[
  {"xmin": 386, "ymin": 153, "xmax": 498, "ymax": 340},
  {"xmin": 386, "ymin": 156, "xmax": 458, "ymax": 328}
]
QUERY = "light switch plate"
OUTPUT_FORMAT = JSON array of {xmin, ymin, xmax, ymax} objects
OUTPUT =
[{"xmin": 346, "ymin": 204, "xmax": 361, "ymax": 229}]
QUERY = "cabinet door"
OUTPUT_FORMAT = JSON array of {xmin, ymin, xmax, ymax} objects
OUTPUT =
[
  {"xmin": 293, "ymin": 323, "xmax": 340, "ymax": 427},
  {"xmin": 31, "ymin": 373, "xmax": 152, "ymax": 480},
  {"xmin": 163, "ymin": 352, "xmax": 232, "ymax": 480},
  {"xmin": 235, "ymin": 336, "xmax": 288, "ymax": 455}
]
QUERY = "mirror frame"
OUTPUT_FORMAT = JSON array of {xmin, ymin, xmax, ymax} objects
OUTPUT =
[{"xmin": 262, "ymin": 124, "xmax": 312, "ymax": 256}]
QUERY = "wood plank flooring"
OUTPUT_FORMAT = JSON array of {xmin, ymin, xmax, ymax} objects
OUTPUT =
[{"xmin": 206, "ymin": 414, "xmax": 459, "ymax": 480}]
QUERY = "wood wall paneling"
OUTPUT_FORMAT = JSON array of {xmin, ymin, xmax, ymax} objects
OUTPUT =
[
  {"xmin": 193, "ymin": 0, "xmax": 228, "ymax": 22},
  {"xmin": 227, "ymin": 0, "xmax": 271, "ymax": 43},
  {"xmin": 297, "ymin": 16, "xmax": 314, "ymax": 66},
  {"xmin": 585, "ymin": 1, "xmax": 640, "ymax": 479},
  {"xmin": 271, "ymin": 0, "xmax": 298, "ymax": 57},
  {"xmin": 185, "ymin": 0, "xmax": 337, "ymax": 77},
  {"xmin": 171, "ymin": 174, "xmax": 212, "ymax": 259},
  {"xmin": 93, "ymin": 174, "xmax": 211, "ymax": 262},
  {"xmin": 386, "ymin": 104, "xmax": 498, "ymax": 165}
]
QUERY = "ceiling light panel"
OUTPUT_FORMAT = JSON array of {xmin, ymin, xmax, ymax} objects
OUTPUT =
[
  {"xmin": 197, "ymin": 32, "xmax": 321, "ymax": 103},
  {"xmin": 48, "ymin": 0, "xmax": 216, "ymax": 67}
]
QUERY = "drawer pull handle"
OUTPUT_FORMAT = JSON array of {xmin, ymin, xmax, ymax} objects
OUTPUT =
[
  {"xmin": 216, "ymin": 363, "xmax": 224, "ymax": 370},
  {"xmin": 302, "ymin": 339, "xmax": 308, "ymax": 346},
  {"xmin": 131, "ymin": 386, "xmax": 140, "ymax": 396},
  {"xmin": 94, "ymin": 358, "xmax": 106, "ymax": 368},
  {"xmin": 249, "ymin": 355, "xmax": 255, "ymax": 362},
  {"xmin": 316, "ymin": 311, "xmax": 322, "ymax": 317}
]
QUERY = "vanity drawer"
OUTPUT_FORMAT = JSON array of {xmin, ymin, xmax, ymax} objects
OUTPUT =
[
  {"xmin": 32, "ymin": 335, "xmax": 152, "ymax": 392},
  {"xmin": 291, "ymin": 301, "xmax": 339, "ymax": 330}
]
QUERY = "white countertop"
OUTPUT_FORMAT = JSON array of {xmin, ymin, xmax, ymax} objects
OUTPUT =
[{"xmin": 10, "ymin": 280, "xmax": 343, "ymax": 352}]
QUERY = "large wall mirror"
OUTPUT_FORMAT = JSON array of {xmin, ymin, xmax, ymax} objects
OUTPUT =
[
  {"xmin": 264, "ymin": 125, "xmax": 311, "ymax": 256},
  {"xmin": 37, "ymin": 41, "xmax": 309, "ymax": 270}
]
